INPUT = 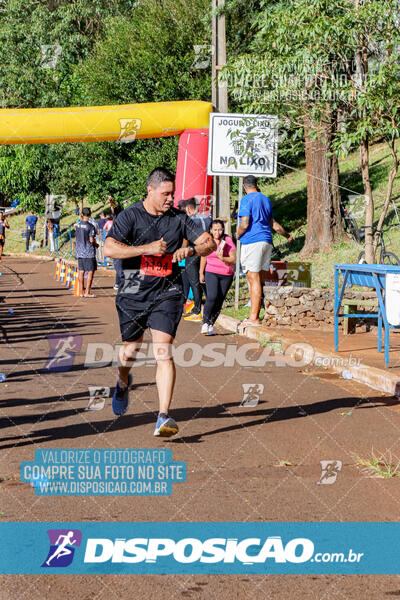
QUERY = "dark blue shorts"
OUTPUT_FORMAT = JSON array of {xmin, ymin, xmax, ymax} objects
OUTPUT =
[
  {"xmin": 77, "ymin": 257, "xmax": 97, "ymax": 272},
  {"xmin": 116, "ymin": 295, "xmax": 184, "ymax": 342}
]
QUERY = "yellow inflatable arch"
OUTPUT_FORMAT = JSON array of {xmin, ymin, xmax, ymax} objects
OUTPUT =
[{"xmin": 0, "ymin": 100, "xmax": 212, "ymax": 145}]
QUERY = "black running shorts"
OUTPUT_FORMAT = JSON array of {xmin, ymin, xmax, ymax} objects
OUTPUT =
[
  {"xmin": 77, "ymin": 257, "xmax": 97, "ymax": 272},
  {"xmin": 116, "ymin": 295, "xmax": 184, "ymax": 342}
]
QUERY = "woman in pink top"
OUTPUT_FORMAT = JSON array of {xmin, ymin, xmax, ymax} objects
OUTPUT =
[{"xmin": 199, "ymin": 219, "xmax": 236, "ymax": 335}]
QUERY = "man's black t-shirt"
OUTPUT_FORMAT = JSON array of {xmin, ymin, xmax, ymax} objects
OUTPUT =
[
  {"xmin": 75, "ymin": 221, "xmax": 96, "ymax": 258},
  {"xmin": 107, "ymin": 201, "xmax": 203, "ymax": 308}
]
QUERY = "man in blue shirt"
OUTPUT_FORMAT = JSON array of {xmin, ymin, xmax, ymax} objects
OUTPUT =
[
  {"xmin": 25, "ymin": 211, "xmax": 38, "ymax": 252},
  {"xmin": 237, "ymin": 175, "xmax": 292, "ymax": 326}
]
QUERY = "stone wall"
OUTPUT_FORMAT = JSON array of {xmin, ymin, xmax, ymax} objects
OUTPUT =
[{"xmin": 262, "ymin": 286, "xmax": 378, "ymax": 330}]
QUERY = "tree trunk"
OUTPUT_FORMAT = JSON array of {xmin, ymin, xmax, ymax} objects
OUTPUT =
[
  {"xmin": 360, "ymin": 137, "xmax": 374, "ymax": 263},
  {"xmin": 374, "ymin": 139, "xmax": 399, "ymax": 250},
  {"xmin": 300, "ymin": 112, "xmax": 344, "ymax": 257}
]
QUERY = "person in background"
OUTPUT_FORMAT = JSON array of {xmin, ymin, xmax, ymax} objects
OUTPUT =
[
  {"xmin": 237, "ymin": 175, "xmax": 292, "ymax": 327},
  {"xmin": 199, "ymin": 219, "xmax": 236, "ymax": 336},
  {"xmin": 47, "ymin": 219, "xmax": 55, "ymax": 252},
  {"xmin": 25, "ymin": 210, "xmax": 38, "ymax": 252},
  {"xmin": 97, "ymin": 211, "xmax": 107, "ymax": 231},
  {"xmin": 0, "ymin": 211, "xmax": 10, "ymax": 261},
  {"xmin": 75, "ymin": 207, "xmax": 98, "ymax": 297},
  {"xmin": 103, "ymin": 207, "xmax": 123, "ymax": 292},
  {"xmin": 178, "ymin": 198, "xmax": 212, "ymax": 322}
]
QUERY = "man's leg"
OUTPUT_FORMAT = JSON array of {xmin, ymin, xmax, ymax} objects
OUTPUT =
[
  {"xmin": 78, "ymin": 270, "xmax": 85, "ymax": 295},
  {"xmin": 247, "ymin": 270, "xmax": 262, "ymax": 322},
  {"xmin": 151, "ymin": 329, "xmax": 175, "ymax": 415},
  {"xmin": 118, "ymin": 336, "xmax": 144, "ymax": 388},
  {"xmin": 25, "ymin": 230, "xmax": 30, "ymax": 251},
  {"xmin": 185, "ymin": 256, "xmax": 202, "ymax": 314},
  {"xmin": 85, "ymin": 270, "xmax": 94, "ymax": 295}
]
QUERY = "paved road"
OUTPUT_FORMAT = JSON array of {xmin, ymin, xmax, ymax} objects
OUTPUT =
[{"xmin": 1, "ymin": 258, "xmax": 400, "ymax": 598}]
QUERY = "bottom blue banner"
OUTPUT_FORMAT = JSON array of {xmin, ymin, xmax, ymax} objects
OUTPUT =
[{"xmin": 0, "ymin": 522, "xmax": 397, "ymax": 574}]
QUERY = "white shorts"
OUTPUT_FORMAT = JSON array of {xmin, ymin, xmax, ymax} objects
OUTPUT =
[{"xmin": 240, "ymin": 241, "xmax": 272, "ymax": 273}]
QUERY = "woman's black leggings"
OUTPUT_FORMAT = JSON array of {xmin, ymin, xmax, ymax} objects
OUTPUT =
[{"xmin": 203, "ymin": 271, "xmax": 233, "ymax": 325}]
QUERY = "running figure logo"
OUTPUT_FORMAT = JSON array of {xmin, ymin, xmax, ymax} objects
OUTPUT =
[
  {"xmin": 317, "ymin": 460, "xmax": 342, "ymax": 485},
  {"xmin": 86, "ymin": 386, "xmax": 110, "ymax": 411},
  {"xmin": 117, "ymin": 118, "xmax": 142, "ymax": 143},
  {"xmin": 42, "ymin": 529, "xmax": 82, "ymax": 568},
  {"xmin": 240, "ymin": 384, "xmax": 264, "ymax": 407},
  {"xmin": 43, "ymin": 334, "xmax": 82, "ymax": 372}
]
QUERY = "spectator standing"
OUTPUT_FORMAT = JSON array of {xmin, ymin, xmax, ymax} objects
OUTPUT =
[
  {"xmin": 75, "ymin": 207, "xmax": 98, "ymax": 297},
  {"xmin": 237, "ymin": 175, "xmax": 292, "ymax": 327},
  {"xmin": 97, "ymin": 211, "xmax": 107, "ymax": 231},
  {"xmin": 47, "ymin": 219, "xmax": 55, "ymax": 252},
  {"xmin": 200, "ymin": 220, "xmax": 236, "ymax": 335},
  {"xmin": 178, "ymin": 198, "xmax": 212, "ymax": 322},
  {"xmin": 0, "ymin": 211, "xmax": 10, "ymax": 261},
  {"xmin": 25, "ymin": 211, "xmax": 38, "ymax": 252}
]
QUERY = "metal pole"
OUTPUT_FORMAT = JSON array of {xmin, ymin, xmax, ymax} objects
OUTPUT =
[
  {"xmin": 234, "ymin": 176, "xmax": 243, "ymax": 310},
  {"xmin": 216, "ymin": 0, "xmax": 230, "ymax": 234}
]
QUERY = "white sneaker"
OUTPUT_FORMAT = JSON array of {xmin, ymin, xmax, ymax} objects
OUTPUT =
[
  {"xmin": 201, "ymin": 323, "xmax": 209, "ymax": 335},
  {"xmin": 207, "ymin": 326, "xmax": 215, "ymax": 336}
]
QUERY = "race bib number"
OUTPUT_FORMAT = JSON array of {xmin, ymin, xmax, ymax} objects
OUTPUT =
[{"xmin": 140, "ymin": 253, "xmax": 173, "ymax": 277}]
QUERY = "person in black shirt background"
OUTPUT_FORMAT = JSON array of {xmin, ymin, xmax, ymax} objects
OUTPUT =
[
  {"xmin": 0, "ymin": 211, "xmax": 9, "ymax": 261},
  {"xmin": 104, "ymin": 167, "xmax": 216, "ymax": 437}
]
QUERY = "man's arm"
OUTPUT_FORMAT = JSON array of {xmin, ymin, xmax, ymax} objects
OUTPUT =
[
  {"xmin": 172, "ymin": 232, "xmax": 216, "ymax": 263},
  {"xmin": 103, "ymin": 235, "xmax": 166, "ymax": 259},
  {"xmin": 270, "ymin": 218, "xmax": 293, "ymax": 242},
  {"xmin": 237, "ymin": 216, "xmax": 249, "ymax": 239}
]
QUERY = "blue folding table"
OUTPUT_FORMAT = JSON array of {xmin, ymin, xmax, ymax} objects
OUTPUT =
[{"xmin": 334, "ymin": 263, "xmax": 400, "ymax": 366}]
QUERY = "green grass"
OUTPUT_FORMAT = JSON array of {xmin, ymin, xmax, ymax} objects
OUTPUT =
[
  {"xmin": 257, "ymin": 140, "xmax": 400, "ymax": 289},
  {"xmin": 222, "ymin": 305, "xmax": 265, "ymax": 321},
  {"xmin": 355, "ymin": 450, "xmax": 400, "ymax": 479}
]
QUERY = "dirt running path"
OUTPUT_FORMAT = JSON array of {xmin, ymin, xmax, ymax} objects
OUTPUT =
[{"xmin": 1, "ymin": 257, "xmax": 400, "ymax": 598}]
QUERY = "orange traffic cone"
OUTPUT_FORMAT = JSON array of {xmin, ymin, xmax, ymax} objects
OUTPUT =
[
  {"xmin": 54, "ymin": 258, "xmax": 60, "ymax": 279},
  {"xmin": 56, "ymin": 259, "xmax": 62, "ymax": 282},
  {"xmin": 71, "ymin": 269, "xmax": 77, "ymax": 291},
  {"xmin": 59, "ymin": 260, "xmax": 66, "ymax": 284},
  {"xmin": 64, "ymin": 264, "xmax": 72, "ymax": 288},
  {"xmin": 74, "ymin": 272, "xmax": 83, "ymax": 296}
]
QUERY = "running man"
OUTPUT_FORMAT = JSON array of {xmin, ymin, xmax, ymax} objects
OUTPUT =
[
  {"xmin": 75, "ymin": 207, "xmax": 98, "ymax": 297},
  {"xmin": 45, "ymin": 531, "xmax": 77, "ymax": 566},
  {"xmin": 103, "ymin": 167, "xmax": 216, "ymax": 437},
  {"xmin": 0, "ymin": 211, "xmax": 9, "ymax": 261}
]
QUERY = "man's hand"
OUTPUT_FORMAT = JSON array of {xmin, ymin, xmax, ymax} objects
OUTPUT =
[
  {"xmin": 144, "ymin": 237, "xmax": 167, "ymax": 256},
  {"xmin": 172, "ymin": 247, "xmax": 193, "ymax": 263},
  {"xmin": 199, "ymin": 272, "xmax": 205, "ymax": 284}
]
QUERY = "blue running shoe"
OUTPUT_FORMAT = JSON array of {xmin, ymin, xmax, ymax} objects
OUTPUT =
[
  {"xmin": 153, "ymin": 414, "xmax": 179, "ymax": 437},
  {"xmin": 112, "ymin": 374, "xmax": 132, "ymax": 416}
]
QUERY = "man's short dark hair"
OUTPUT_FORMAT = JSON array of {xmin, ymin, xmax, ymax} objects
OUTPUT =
[
  {"xmin": 183, "ymin": 197, "xmax": 197, "ymax": 210},
  {"xmin": 146, "ymin": 167, "xmax": 175, "ymax": 188},
  {"xmin": 243, "ymin": 175, "xmax": 258, "ymax": 188},
  {"xmin": 177, "ymin": 199, "xmax": 188, "ymax": 211},
  {"xmin": 82, "ymin": 207, "xmax": 91, "ymax": 217}
]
